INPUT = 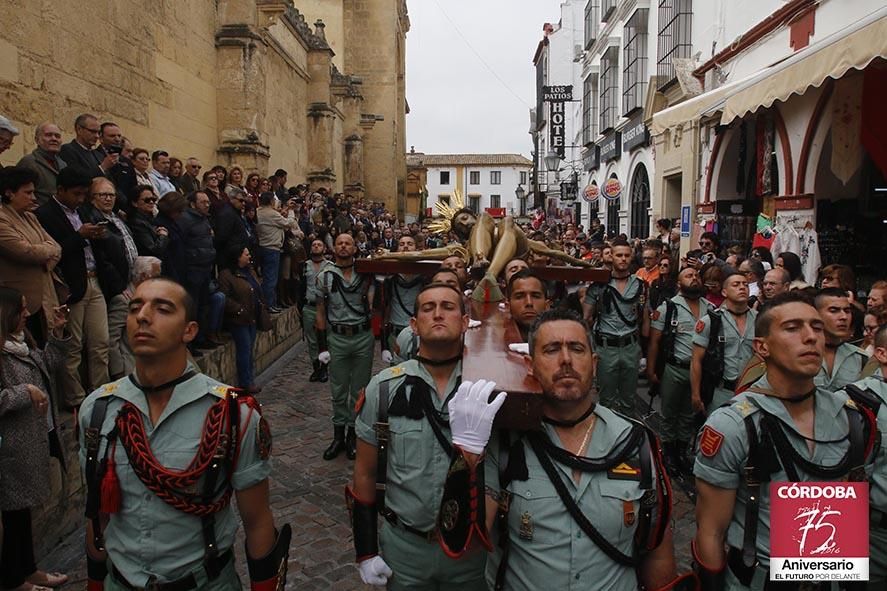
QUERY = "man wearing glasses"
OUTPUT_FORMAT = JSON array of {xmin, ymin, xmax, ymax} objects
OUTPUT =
[
  {"xmin": 179, "ymin": 157, "xmax": 202, "ymax": 194},
  {"xmin": 60, "ymin": 114, "xmax": 118, "ymax": 180},
  {"xmin": 696, "ymin": 232, "xmax": 721, "ymax": 264}
]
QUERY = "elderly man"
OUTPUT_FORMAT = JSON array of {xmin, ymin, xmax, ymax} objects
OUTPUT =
[
  {"xmin": 760, "ymin": 268, "xmax": 790, "ymax": 304},
  {"xmin": 107, "ymin": 255, "xmax": 162, "ymax": 377},
  {"xmin": 179, "ymin": 157, "xmax": 202, "ymax": 194},
  {"xmin": 18, "ymin": 122, "xmax": 67, "ymax": 206},
  {"xmin": 0, "ymin": 114, "xmax": 20, "ymax": 157},
  {"xmin": 59, "ymin": 114, "xmax": 117, "ymax": 179}
]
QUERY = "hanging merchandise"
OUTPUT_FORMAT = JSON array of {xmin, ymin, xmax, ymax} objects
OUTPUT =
[
  {"xmin": 772, "ymin": 210, "xmax": 820, "ymax": 283},
  {"xmin": 752, "ymin": 213, "xmax": 776, "ymax": 250},
  {"xmin": 755, "ymin": 115, "xmax": 776, "ymax": 197},
  {"xmin": 831, "ymin": 74, "xmax": 864, "ymax": 185}
]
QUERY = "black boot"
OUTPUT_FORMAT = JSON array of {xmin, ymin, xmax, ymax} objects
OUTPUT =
[
  {"xmin": 676, "ymin": 440, "xmax": 693, "ymax": 474},
  {"xmin": 662, "ymin": 442, "xmax": 680, "ymax": 476},
  {"xmin": 323, "ymin": 426, "xmax": 346, "ymax": 460},
  {"xmin": 345, "ymin": 427, "xmax": 357, "ymax": 460},
  {"xmin": 318, "ymin": 362, "xmax": 329, "ymax": 383},
  {"xmin": 309, "ymin": 360, "xmax": 321, "ymax": 382}
]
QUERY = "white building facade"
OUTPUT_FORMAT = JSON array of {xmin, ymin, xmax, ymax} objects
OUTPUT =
[{"xmin": 422, "ymin": 154, "xmax": 533, "ymax": 217}]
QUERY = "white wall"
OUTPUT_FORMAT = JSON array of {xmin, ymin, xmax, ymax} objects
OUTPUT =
[
  {"xmin": 428, "ymin": 164, "xmax": 532, "ymax": 214},
  {"xmin": 425, "ymin": 166, "xmax": 458, "ymax": 205}
]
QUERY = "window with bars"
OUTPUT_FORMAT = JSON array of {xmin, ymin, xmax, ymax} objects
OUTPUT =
[
  {"xmin": 584, "ymin": 1, "xmax": 598, "ymax": 49},
  {"xmin": 599, "ymin": 47, "xmax": 619, "ymax": 133},
  {"xmin": 606, "ymin": 194, "xmax": 620, "ymax": 237},
  {"xmin": 601, "ymin": 0, "xmax": 616, "ymax": 22},
  {"xmin": 490, "ymin": 171, "xmax": 502, "ymax": 185},
  {"xmin": 469, "ymin": 171, "xmax": 480, "ymax": 185},
  {"xmin": 490, "ymin": 195, "xmax": 501, "ymax": 208},
  {"xmin": 629, "ymin": 164, "xmax": 651, "ymax": 238},
  {"xmin": 582, "ymin": 74, "xmax": 598, "ymax": 145},
  {"xmin": 520, "ymin": 171, "xmax": 528, "ymax": 185},
  {"xmin": 657, "ymin": 0, "xmax": 692, "ymax": 88},
  {"xmin": 623, "ymin": 9, "xmax": 648, "ymax": 116}
]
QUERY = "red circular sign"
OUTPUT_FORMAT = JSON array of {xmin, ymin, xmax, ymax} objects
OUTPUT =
[
  {"xmin": 582, "ymin": 183, "xmax": 599, "ymax": 203},
  {"xmin": 603, "ymin": 177, "xmax": 622, "ymax": 200}
]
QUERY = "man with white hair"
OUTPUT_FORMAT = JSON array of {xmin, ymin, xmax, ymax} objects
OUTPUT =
[
  {"xmin": 0, "ymin": 115, "xmax": 20, "ymax": 158},
  {"xmin": 108, "ymin": 256, "xmax": 162, "ymax": 376},
  {"xmin": 17, "ymin": 122, "xmax": 67, "ymax": 206}
]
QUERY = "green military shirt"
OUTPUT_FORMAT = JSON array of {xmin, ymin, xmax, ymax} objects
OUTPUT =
[
  {"xmin": 485, "ymin": 406, "xmax": 664, "ymax": 591},
  {"xmin": 316, "ymin": 265, "xmax": 369, "ymax": 324},
  {"xmin": 584, "ymin": 275, "xmax": 645, "ymax": 337},
  {"xmin": 840, "ymin": 375, "xmax": 887, "ymax": 510},
  {"xmin": 816, "ymin": 342, "xmax": 867, "ymax": 391},
  {"xmin": 303, "ymin": 258, "xmax": 330, "ymax": 304},
  {"xmin": 692, "ymin": 307, "xmax": 757, "ymax": 380},
  {"xmin": 394, "ymin": 325, "xmax": 419, "ymax": 363},
  {"xmin": 651, "ymin": 295, "xmax": 713, "ymax": 364},
  {"xmin": 387, "ymin": 275, "xmax": 423, "ymax": 329},
  {"xmin": 355, "ymin": 360, "xmax": 462, "ymax": 531},
  {"xmin": 78, "ymin": 367, "xmax": 271, "ymax": 586},
  {"xmin": 693, "ymin": 376, "xmax": 859, "ymax": 569}
]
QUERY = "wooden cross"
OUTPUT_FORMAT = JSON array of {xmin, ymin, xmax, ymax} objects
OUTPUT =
[{"xmin": 356, "ymin": 259, "xmax": 611, "ymax": 429}]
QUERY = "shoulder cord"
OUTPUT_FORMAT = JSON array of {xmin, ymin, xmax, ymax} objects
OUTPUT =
[
  {"xmin": 660, "ymin": 300, "xmax": 679, "ymax": 364},
  {"xmin": 325, "ymin": 272, "xmax": 370, "ymax": 323},
  {"xmin": 526, "ymin": 430, "xmax": 645, "ymax": 567},
  {"xmin": 602, "ymin": 282, "xmax": 643, "ymax": 329},
  {"xmin": 84, "ymin": 398, "xmax": 112, "ymax": 551}
]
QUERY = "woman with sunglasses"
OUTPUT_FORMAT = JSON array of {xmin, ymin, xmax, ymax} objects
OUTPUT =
[
  {"xmin": 126, "ymin": 185, "xmax": 170, "ymax": 258},
  {"xmin": 201, "ymin": 170, "xmax": 226, "ymax": 216},
  {"xmin": 649, "ymin": 254, "xmax": 678, "ymax": 311}
]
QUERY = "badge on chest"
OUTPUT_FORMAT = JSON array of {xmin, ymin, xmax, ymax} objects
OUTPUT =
[{"xmin": 607, "ymin": 461, "xmax": 641, "ymax": 481}]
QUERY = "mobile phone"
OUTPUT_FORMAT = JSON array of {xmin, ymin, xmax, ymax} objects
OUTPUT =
[
  {"xmin": 107, "ymin": 144, "xmax": 124, "ymax": 155},
  {"xmin": 96, "ymin": 220, "xmax": 110, "ymax": 226}
]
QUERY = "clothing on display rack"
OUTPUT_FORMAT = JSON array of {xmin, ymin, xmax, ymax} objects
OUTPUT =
[{"xmin": 771, "ymin": 211, "xmax": 821, "ymax": 284}]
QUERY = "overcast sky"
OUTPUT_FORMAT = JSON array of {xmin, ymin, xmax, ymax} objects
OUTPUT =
[{"xmin": 406, "ymin": 0, "xmax": 563, "ymax": 157}]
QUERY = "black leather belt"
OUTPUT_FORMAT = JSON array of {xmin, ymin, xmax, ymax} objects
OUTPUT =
[
  {"xmin": 667, "ymin": 358, "xmax": 691, "ymax": 370},
  {"xmin": 721, "ymin": 378, "xmax": 737, "ymax": 391},
  {"xmin": 110, "ymin": 549, "xmax": 232, "ymax": 591},
  {"xmin": 383, "ymin": 510, "xmax": 438, "ymax": 542},
  {"xmin": 594, "ymin": 332, "xmax": 638, "ymax": 347},
  {"xmin": 330, "ymin": 321, "xmax": 371, "ymax": 336}
]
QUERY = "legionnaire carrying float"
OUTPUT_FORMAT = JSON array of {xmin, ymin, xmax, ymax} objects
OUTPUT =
[
  {"xmin": 302, "ymin": 238, "xmax": 330, "ymax": 383},
  {"xmin": 379, "ymin": 234, "xmax": 424, "ymax": 366},
  {"xmin": 80, "ymin": 277, "xmax": 290, "ymax": 591},
  {"xmin": 692, "ymin": 292, "xmax": 878, "ymax": 591}
]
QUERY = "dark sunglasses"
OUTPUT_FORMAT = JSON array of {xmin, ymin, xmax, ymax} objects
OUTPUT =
[{"xmin": 141, "ymin": 197, "xmax": 157, "ymax": 204}]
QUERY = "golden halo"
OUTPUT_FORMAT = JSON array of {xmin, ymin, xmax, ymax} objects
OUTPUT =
[{"xmin": 427, "ymin": 189, "xmax": 466, "ymax": 235}]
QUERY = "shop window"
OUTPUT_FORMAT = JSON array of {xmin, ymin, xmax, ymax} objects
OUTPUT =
[
  {"xmin": 469, "ymin": 171, "xmax": 480, "ymax": 185},
  {"xmin": 630, "ymin": 164, "xmax": 651, "ymax": 238},
  {"xmin": 440, "ymin": 171, "xmax": 450, "ymax": 185},
  {"xmin": 606, "ymin": 174, "xmax": 620, "ymax": 236},
  {"xmin": 623, "ymin": 9, "xmax": 648, "ymax": 116},
  {"xmin": 657, "ymin": 0, "xmax": 692, "ymax": 89}
]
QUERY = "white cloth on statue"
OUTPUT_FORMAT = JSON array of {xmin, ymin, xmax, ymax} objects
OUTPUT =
[{"xmin": 798, "ymin": 227, "xmax": 821, "ymax": 286}]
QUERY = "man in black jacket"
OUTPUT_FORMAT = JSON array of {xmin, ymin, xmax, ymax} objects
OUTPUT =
[
  {"xmin": 213, "ymin": 191, "xmax": 252, "ymax": 266},
  {"xmin": 58, "ymin": 114, "xmax": 117, "ymax": 180},
  {"xmin": 180, "ymin": 190, "xmax": 221, "ymax": 348},
  {"xmin": 35, "ymin": 167, "xmax": 110, "ymax": 409}
]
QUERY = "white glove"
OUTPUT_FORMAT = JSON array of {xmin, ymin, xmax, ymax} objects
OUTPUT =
[
  {"xmin": 318, "ymin": 351, "xmax": 331, "ymax": 364},
  {"xmin": 468, "ymin": 319, "xmax": 481, "ymax": 329},
  {"xmin": 381, "ymin": 350, "xmax": 393, "ymax": 363},
  {"xmin": 358, "ymin": 555, "xmax": 392, "ymax": 586},
  {"xmin": 508, "ymin": 343, "xmax": 529, "ymax": 355},
  {"xmin": 448, "ymin": 379, "xmax": 507, "ymax": 454}
]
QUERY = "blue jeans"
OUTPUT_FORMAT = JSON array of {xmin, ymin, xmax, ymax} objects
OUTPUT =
[
  {"xmin": 230, "ymin": 324, "xmax": 257, "ymax": 388},
  {"xmin": 259, "ymin": 247, "xmax": 281, "ymax": 308},
  {"xmin": 208, "ymin": 291, "xmax": 225, "ymax": 332}
]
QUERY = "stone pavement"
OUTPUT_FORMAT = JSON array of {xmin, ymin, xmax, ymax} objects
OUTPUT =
[{"xmin": 42, "ymin": 341, "xmax": 696, "ymax": 589}]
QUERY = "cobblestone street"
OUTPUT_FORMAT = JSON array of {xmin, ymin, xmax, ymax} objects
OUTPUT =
[{"xmin": 43, "ymin": 339, "xmax": 696, "ymax": 589}]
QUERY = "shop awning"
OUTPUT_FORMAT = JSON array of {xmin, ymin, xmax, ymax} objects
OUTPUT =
[
  {"xmin": 649, "ymin": 73, "xmax": 759, "ymax": 135},
  {"xmin": 711, "ymin": 8, "xmax": 887, "ymax": 125}
]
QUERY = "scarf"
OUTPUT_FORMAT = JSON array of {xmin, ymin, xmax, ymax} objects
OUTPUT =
[{"xmin": 3, "ymin": 332, "xmax": 30, "ymax": 357}]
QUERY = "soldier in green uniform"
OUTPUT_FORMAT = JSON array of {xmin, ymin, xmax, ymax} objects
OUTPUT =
[
  {"xmin": 316, "ymin": 232, "xmax": 375, "ymax": 461},
  {"xmin": 80, "ymin": 278, "xmax": 289, "ymax": 591},
  {"xmin": 304, "ymin": 238, "xmax": 330, "ymax": 382},
  {"xmin": 506, "ymin": 269, "xmax": 549, "ymax": 341},
  {"xmin": 691, "ymin": 270, "xmax": 757, "ymax": 414},
  {"xmin": 814, "ymin": 287, "xmax": 868, "ymax": 390},
  {"xmin": 582, "ymin": 239, "xmax": 649, "ymax": 416},
  {"xmin": 392, "ymin": 269, "xmax": 464, "ymax": 363},
  {"xmin": 692, "ymin": 292, "xmax": 876, "ymax": 590},
  {"xmin": 647, "ymin": 266, "xmax": 712, "ymax": 471},
  {"xmin": 838, "ymin": 324, "xmax": 887, "ymax": 589},
  {"xmin": 381, "ymin": 235, "xmax": 424, "ymax": 365},
  {"xmin": 348, "ymin": 283, "xmax": 495, "ymax": 590},
  {"xmin": 462, "ymin": 309, "xmax": 691, "ymax": 591}
]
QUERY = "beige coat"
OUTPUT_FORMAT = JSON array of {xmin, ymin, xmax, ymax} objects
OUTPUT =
[{"xmin": 0, "ymin": 205, "xmax": 62, "ymax": 318}]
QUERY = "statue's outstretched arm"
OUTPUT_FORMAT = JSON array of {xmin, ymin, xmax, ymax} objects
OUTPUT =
[
  {"xmin": 526, "ymin": 239, "xmax": 596, "ymax": 268},
  {"xmin": 374, "ymin": 244, "xmax": 468, "ymax": 262}
]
